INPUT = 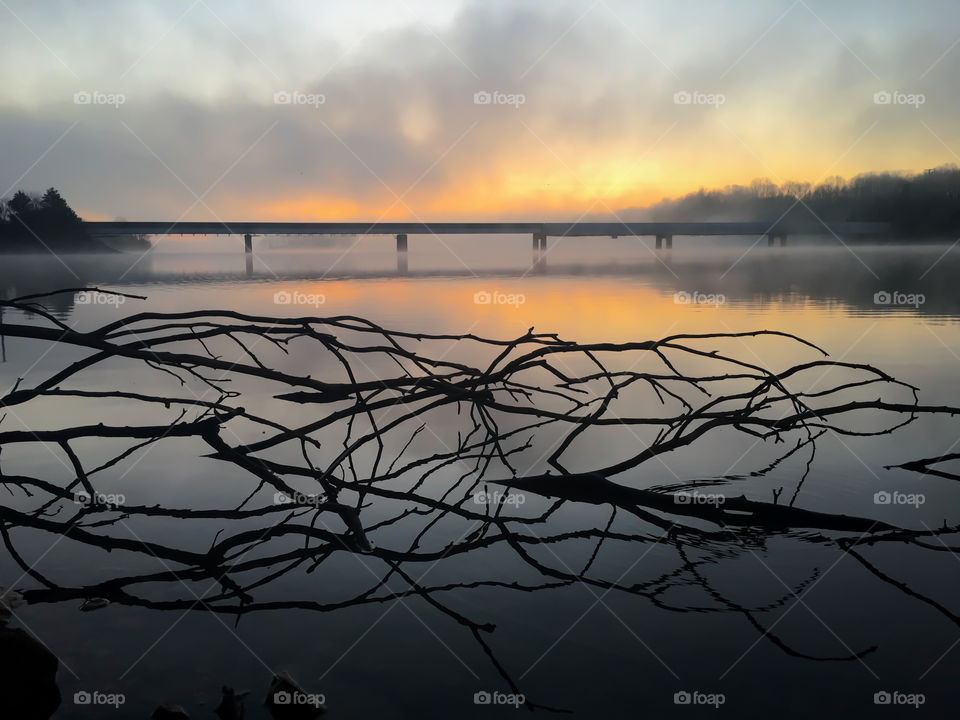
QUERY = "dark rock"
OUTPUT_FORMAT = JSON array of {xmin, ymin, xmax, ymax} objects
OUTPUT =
[
  {"xmin": 0, "ymin": 626, "xmax": 61, "ymax": 720},
  {"xmin": 215, "ymin": 685, "xmax": 247, "ymax": 719},
  {"xmin": 152, "ymin": 703, "xmax": 190, "ymax": 719}
]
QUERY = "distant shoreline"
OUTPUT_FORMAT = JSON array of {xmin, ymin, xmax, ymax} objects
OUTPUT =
[{"xmin": 0, "ymin": 239, "xmax": 118, "ymax": 254}]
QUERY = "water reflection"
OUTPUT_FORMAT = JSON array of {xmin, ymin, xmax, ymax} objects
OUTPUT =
[
  {"xmin": 2, "ymin": 241, "xmax": 960, "ymax": 321},
  {"xmin": 2, "ymin": 286, "xmax": 960, "ymax": 717}
]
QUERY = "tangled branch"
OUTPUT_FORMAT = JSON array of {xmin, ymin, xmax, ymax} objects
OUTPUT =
[{"xmin": 1, "ymin": 288, "xmax": 959, "ymax": 712}]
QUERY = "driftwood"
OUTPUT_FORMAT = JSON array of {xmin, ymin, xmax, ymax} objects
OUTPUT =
[{"xmin": 1, "ymin": 287, "xmax": 959, "ymax": 712}]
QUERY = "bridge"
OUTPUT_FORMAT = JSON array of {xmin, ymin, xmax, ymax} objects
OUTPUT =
[{"xmin": 83, "ymin": 220, "xmax": 892, "ymax": 266}]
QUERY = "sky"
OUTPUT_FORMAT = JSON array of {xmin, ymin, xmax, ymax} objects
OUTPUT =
[{"xmin": 0, "ymin": 0, "xmax": 958, "ymax": 221}]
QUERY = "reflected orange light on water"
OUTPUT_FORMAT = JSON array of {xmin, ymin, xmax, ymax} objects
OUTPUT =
[{"xmin": 220, "ymin": 278, "xmax": 912, "ymax": 370}]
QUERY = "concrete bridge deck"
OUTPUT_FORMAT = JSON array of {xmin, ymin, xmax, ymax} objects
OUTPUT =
[
  {"xmin": 85, "ymin": 221, "xmax": 892, "ymax": 272},
  {"xmin": 84, "ymin": 220, "xmax": 891, "ymax": 239}
]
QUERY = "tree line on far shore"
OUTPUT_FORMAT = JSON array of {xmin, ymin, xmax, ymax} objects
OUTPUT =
[
  {"xmin": 645, "ymin": 165, "xmax": 960, "ymax": 237},
  {"xmin": 0, "ymin": 188, "xmax": 109, "ymax": 252}
]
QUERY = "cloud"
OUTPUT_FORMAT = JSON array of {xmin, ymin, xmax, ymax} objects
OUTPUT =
[{"xmin": 0, "ymin": 0, "xmax": 958, "ymax": 219}]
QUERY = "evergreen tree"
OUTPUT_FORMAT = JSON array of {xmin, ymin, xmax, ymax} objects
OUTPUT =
[{"xmin": 0, "ymin": 188, "xmax": 98, "ymax": 251}]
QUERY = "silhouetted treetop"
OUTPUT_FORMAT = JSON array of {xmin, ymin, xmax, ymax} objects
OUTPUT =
[{"xmin": 0, "ymin": 188, "xmax": 106, "ymax": 253}]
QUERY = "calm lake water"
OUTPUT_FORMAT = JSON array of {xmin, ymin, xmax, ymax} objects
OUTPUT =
[{"xmin": 1, "ymin": 236, "xmax": 959, "ymax": 718}]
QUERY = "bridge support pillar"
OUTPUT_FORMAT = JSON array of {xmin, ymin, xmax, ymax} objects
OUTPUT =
[
  {"xmin": 767, "ymin": 232, "xmax": 787, "ymax": 247},
  {"xmin": 532, "ymin": 231, "xmax": 547, "ymax": 271},
  {"xmin": 244, "ymin": 233, "xmax": 252, "ymax": 254},
  {"xmin": 655, "ymin": 234, "xmax": 672, "ymax": 249},
  {"xmin": 396, "ymin": 234, "xmax": 408, "ymax": 274}
]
